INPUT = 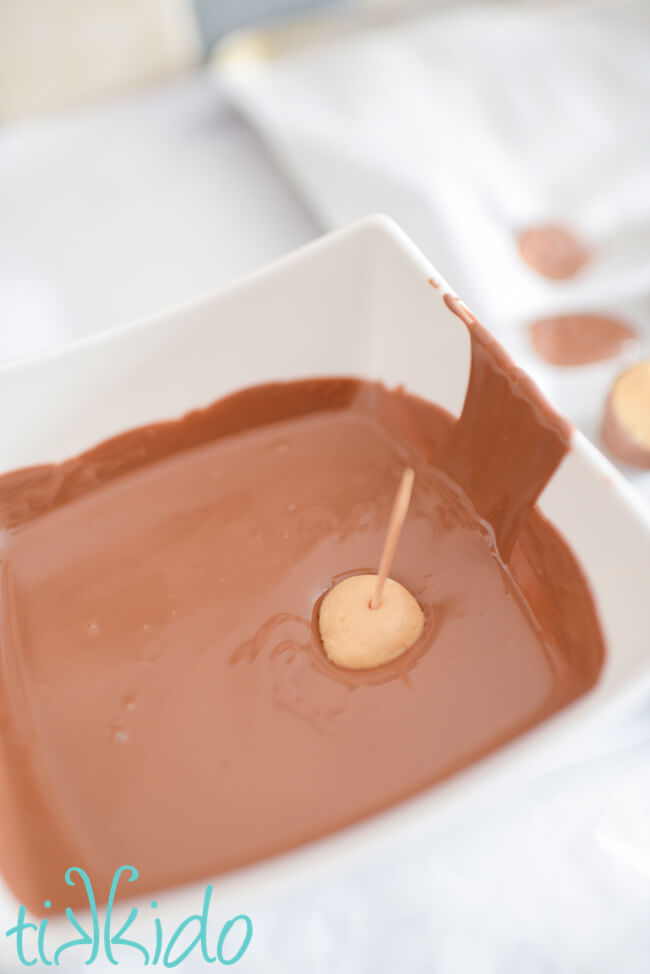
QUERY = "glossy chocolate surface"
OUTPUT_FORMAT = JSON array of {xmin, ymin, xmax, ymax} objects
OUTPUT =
[{"xmin": 0, "ymin": 317, "xmax": 604, "ymax": 912}]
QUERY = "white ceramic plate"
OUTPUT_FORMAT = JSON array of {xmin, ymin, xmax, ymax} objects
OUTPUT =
[{"xmin": 1, "ymin": 216, "xmax": 649, "ymax": 963}]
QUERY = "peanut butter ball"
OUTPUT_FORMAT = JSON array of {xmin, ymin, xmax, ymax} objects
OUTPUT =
[
  {"xmin": 601, "ymin": 359, "xmax": 650, "ymax": 469},
  {"xmin": 319, "ymin": 574, "xmax": 424, "ymax": 670}
]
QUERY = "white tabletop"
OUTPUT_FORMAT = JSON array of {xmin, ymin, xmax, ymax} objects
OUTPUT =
[
  {"xmin": 1, "ymin": 71, "xmax": 650, "ymax": 974},
  {"xmin": 0, "ymin": 73, "xmax": 317, "ymax": 362}
]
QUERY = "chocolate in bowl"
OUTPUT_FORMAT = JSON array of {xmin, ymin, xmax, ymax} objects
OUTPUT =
[
  {"xmin": 5, "ymin": 217, "xmax": 649, "ymax": 941},
  {"xmin": 0, "ymin": 343, "xmax": 603, "ymax": 913}
]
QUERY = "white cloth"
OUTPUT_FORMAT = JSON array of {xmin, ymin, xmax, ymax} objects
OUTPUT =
[{"xmin": 219, "ymin": 0, "xmax": 650, "ymax": 503}]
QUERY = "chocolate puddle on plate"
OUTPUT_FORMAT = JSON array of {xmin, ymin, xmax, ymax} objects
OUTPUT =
[
  {"xmin": 0, "ymin": 301, "xmax": 604, "ymax": 913},
  {"xmin": 530, "ymin": 313, "xmax": 638, "ymax": 367}
]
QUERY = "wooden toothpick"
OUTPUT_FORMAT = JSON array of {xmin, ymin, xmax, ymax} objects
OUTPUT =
[{"xmin": 370, "ymin": 468, "xmax": 415, "ymax": 610}]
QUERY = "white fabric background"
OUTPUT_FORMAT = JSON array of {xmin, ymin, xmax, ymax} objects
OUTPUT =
[{"xmin": 220, "ymin": 0, "xmax": 650, "ymax": 504}]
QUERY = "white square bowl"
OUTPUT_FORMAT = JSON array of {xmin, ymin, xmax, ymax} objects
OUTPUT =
[{"xmin": 1, "ymin": 215, "xmax": 649, "ymax": 951}]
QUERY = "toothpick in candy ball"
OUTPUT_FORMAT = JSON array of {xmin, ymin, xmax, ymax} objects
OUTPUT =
[
  {"xmin": 318, "ymin": 468, "xmax": 425, "ymax": 670},
  {"xmin": 319, "ymin": 574, "xmax": 424, "ymax": 670}
]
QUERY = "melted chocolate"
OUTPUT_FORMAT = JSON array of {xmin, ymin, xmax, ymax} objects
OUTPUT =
[
  {"xmin": 518, "ymin": 225, "xmax": 590, "ymax": 281},
  {"xmin": 443, "ymin": 295, "xmax": 570, "ymax": 559},
  {"xmin": 530, "ymin": 313, "xmax": 638, "ymax": 367},
  {"xmin": 0, "ymin": 307, "xmax": 604, "ymax": 913}
]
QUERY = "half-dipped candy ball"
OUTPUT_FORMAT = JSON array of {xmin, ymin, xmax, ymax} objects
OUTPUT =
[
  {"xmin": 601, "ymin": 359, "xmax": 650, "ymax": 469},
  {"xmin": 319, "ymin": 574, "xmax": 424, "ymax": 670}
]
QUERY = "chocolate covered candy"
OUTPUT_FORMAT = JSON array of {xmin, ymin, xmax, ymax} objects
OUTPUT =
[
  {"xmin": 518, "ymin": 225, "xmax": 589, "ymax": 280},
  {"xmin": 602, "ymin": 359, "xmax": 650, "ymax": 469}
]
